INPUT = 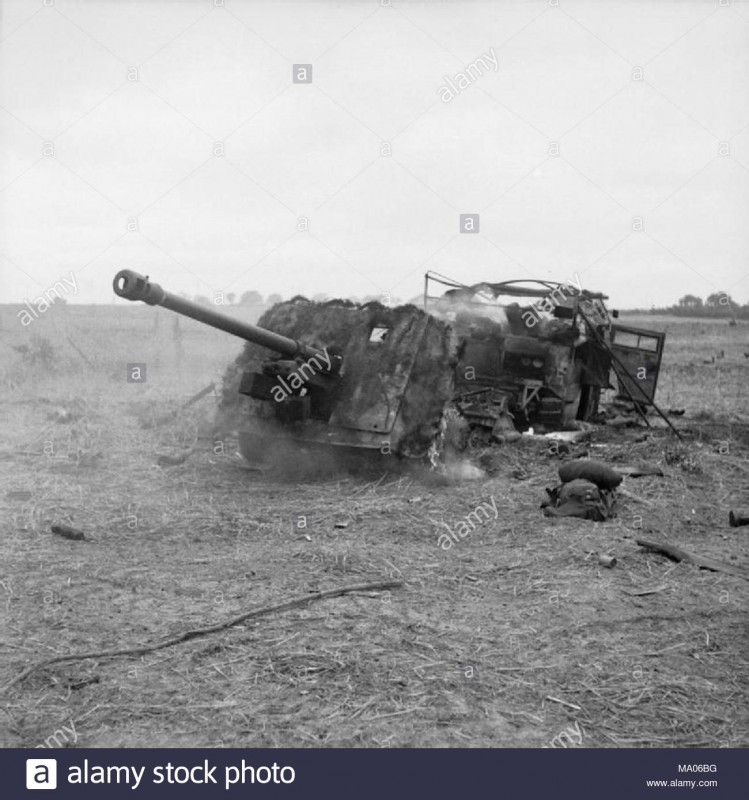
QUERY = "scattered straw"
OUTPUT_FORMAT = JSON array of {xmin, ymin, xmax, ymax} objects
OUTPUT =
[{"xmin": 1, "ymin": 580, "xmax": 402, "ymax": 695}]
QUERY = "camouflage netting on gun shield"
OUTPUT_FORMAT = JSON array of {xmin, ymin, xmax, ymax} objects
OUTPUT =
[
  {"xmin": 386, "ymin": 308, "xmax": 457, "ymax": 458},
  {"xmin": 218, "ymin": 299, "xmax": 458, "ymax": 458}
]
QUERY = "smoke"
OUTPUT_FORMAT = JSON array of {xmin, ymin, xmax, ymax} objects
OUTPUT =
[
  {"xmin": 443, "ymin": 459, "xmax": 486, "ymax": 482},
  {"xmin": 233, "ymin": 420, "xmax": 408, "ymax": 483},
  {"xmin": 434, "ymin": 291, "xmax": 511, "ymax": 329}
]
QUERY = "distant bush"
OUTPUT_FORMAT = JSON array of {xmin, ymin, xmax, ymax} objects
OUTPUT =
[
  {"xmin": 649, "ymin": 306, "xmax": 749, "ymax": 320},
  {"xmin": 640, "ymin": 293, "xmax": 749, "ymax": 320}
]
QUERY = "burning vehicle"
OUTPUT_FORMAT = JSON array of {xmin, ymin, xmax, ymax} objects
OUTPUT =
[
  {"xmin": 423, "ymin": 270, "xmax": 667, "ymax": 445},
  {"xmin": 113, "ymin": 269, "xmax": 669, "ymax": 464}
]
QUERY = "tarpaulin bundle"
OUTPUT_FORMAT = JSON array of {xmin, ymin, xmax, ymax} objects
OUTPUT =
[{"xmin": 557, "ymin": 460, "xmax": 622, "ymax": 489}]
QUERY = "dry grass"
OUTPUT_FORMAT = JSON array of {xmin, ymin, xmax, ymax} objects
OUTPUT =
[{"xmin": 0, "ymin": 307, "xmax": 748, "ymax": 748}]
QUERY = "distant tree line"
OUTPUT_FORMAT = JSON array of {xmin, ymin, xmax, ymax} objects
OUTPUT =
[{"xmin": 653, "ymin": 292, "xmax": 749, "ymax": 320}]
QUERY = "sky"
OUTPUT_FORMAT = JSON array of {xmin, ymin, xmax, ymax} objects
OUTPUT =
[{"xmin": 1, "ymin": 0, "xmax": 748, "ymax": 308}]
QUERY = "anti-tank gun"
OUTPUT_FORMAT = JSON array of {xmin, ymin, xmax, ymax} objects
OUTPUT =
[
  {"xmin": 113, "ymin": 269, "xmax": 343, "ymax": 428},
  {"xmin": 113, "ymin": 270, "xmax": 455, "ymax": 461}
]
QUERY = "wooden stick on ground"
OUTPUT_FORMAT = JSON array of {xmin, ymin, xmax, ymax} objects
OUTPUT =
[
  {"xmin": 1, "ymin": 580, "xmax": 403, "ymax": 695},
  {"xmin": 636, "ymin": 538, "xmax": 749, "ymax": 581},
  {"xmin": 619, "ymin": 486, "xmax": 655, "ymax": 507},
  {"xmin": 151, "ymin": 382, "xmax": 216, "ymax": 427},
  {"xmin": 66, "ymin": 335, "xmax": 94, "ymax": 367}
]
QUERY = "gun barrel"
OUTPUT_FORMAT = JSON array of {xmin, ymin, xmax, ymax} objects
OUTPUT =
[{"xmin": 113, "ymin": 270, "xmax": 322, "ymax": 361}]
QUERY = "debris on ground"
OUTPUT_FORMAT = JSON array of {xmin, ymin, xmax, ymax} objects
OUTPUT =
[
  {"xmin": 156, "ymin": 447, "xmax": 195, "ymax": 467},
  {"xmin": 615, "ymin": 463, "xmax": 664, "ymax": 478},
  {"xmin": 606, "ymin": 414, "xmax": 639, "ymax": 428},
  {"xmin": 542, "ymin": 430, "xmax": 591, "ymax": 444},
  {"xmin": 50, "ymin": 524, "xmax": 85, "ymax": 541},
  {"xmin": 636, "ymin": 538, "xmax": 749, "ymax": 581},
  {"xmin": 617, "ymin": 484, "xmax": 655, "ymax": 507},
  {"xmin": 542, "ymin": 459, "xmax": 620, "ymax": 521},
  {"xmin": 626, "ymin": 584, "xmax": 668, "ymax": 597},
  {"xmin": 45, "ymin": 399, "xmax": 87, "ymax": 424},
  {"xmin": 145, "ymin": 382, "xmax": 216, "ymax": 429},
  {"xmin": 6, "ymin": 490, "xmax": 32, "ymax": 501}
]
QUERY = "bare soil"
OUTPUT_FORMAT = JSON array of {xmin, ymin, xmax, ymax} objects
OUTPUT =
[{"xmin": 1, "ymin": 307, "xmax": 747, "ymax": 748}]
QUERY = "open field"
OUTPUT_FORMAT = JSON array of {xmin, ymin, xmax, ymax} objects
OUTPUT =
[{"xmin": 1, "ymin": 305, "xmax": 748, "ymax": 748}]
